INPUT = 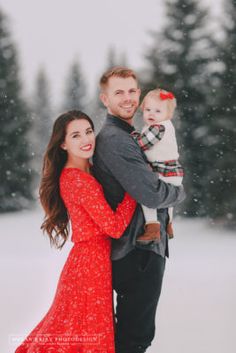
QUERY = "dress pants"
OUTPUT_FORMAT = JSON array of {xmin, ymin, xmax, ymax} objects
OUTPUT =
[{"xmin": 112, "ymin": 248, "xmax": 166, "ymax": 353}]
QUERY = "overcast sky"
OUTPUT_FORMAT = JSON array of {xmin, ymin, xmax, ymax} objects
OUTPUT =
[{"xmin": 1, "ymin": 0, "xmax": 222, "ymax": 104}]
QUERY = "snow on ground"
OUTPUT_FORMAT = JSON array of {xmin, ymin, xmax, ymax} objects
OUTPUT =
[{"xmin": 1, "ymin": 209, "xmax": 236, "ymax": 353}]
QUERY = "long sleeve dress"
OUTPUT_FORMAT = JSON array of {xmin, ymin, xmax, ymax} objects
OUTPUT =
[{"xmin": 15, "ymin": 167, "xmax": 136, "ymax": 353}]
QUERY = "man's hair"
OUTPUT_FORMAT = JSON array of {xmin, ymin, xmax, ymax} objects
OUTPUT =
[
  {"xmin": 141, "ymin": 88, "xmax": 177, "ymax": 119},
  {"xmin": 99, "ymin": 66, "xmax": 138, "ymax": 91}
]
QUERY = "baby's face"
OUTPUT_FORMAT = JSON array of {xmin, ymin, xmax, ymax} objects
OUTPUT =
[{"xmin": 143, "ymin": 97, "xmax": 169, "ymax": 125}]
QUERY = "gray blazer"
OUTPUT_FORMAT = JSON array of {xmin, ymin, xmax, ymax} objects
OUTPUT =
[{"xmin": 92, "ymin": 114, "xmax": 185, "ymax": 260}]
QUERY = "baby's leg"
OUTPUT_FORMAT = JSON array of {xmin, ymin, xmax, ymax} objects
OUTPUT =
[
  {"xmin": 136, "ymin": 205, "xmax": 160, "ymax": 244},
  {"xmin": 159, "ymin": 175, "xmax": 183, "ymax": 238},
  {"xmin": 142, "ymin": 205, "xmax": 159, "ymax": 225},
  {"xmin": 167, "ymin": 207, "xmax": 174, "ymax": 238},
  {"xmin": 168, "ymin": 206, "xmax": 174, "ymax": 223}
]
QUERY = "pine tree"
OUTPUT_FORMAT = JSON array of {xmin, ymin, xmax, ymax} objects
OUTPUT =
[
  {"xmin": 106, "ymin": 46, "xmax": 128, "ymax": 68},
  {"xmin": 107, "ymin": 46, "xmax": 117, "ymax": 68},
  {"xmin": 30, "ymin": 67, "xmax": 52, "ymax": 188},
  {"xmin": 142, "ymin": 0, "xmax": 218, "ymax": 217},
  {"xmin": 206, "ymin": 0, "xmax": 236, "ymax": 226},
  {"xmin": 62, "ymin": 59, "xmax": 87, "ymax": 112},
  {"xmin": 0, "ymin": 9, "xmax": 33, "ymax": 212}
]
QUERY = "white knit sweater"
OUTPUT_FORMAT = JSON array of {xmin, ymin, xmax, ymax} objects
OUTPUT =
[{"xmin": 142, "ymin": 120, "xmax": 179, "ymax": 162}]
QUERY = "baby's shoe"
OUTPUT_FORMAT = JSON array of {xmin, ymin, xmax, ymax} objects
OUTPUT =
[{"xmin": 136, "ymin": 223, "xmax": 161, "ymax": 244}]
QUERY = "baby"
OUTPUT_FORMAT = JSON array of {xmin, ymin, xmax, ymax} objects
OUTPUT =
[{"xmin": 133, "ymin": 88, "xmax": 184, "ymax": 243}]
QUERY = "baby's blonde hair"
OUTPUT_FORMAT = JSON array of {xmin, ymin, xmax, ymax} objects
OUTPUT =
[{"xmin": 141, "ymin": 88, "xmax": 177, "ymax": 119}]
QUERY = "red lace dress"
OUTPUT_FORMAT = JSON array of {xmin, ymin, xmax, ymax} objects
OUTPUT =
[{"xmin": 15, "ymin": 168, "xmax": 136, "ymax": 353}]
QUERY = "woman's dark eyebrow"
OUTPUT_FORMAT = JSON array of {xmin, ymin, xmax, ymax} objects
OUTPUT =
[
  {"xmin": 70, "ymin": 131, "xmax": 80, "ymax": 136},
  {"xmin": 70, "ymin": 128, "xmax": 92, "ymax": 136}
]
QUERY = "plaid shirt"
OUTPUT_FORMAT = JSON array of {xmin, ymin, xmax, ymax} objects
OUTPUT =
[
  {"xmin": 150, "ymin": 160, "xmax": 184, "ymax": 177},
  {"xmin": 132, "ymin": 124, "xmax": 184, "ymax": 177},
  {"xmin": 131, "ymin": 124, "xmax": 165, "ymax": 151}
]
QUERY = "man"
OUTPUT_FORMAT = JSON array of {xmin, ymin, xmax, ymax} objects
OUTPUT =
[{"xmin": 92, "ymin": 67, "xmax": 185, "ymax": 353}]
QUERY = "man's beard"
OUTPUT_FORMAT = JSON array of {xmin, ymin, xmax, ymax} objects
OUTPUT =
[
  {"xmin": 118, "ymin": 106, "xmax": 138, "ymax": 121},
  {"xmin": 108, "ymin": 104, "xmax": 138, "ymax": 121}
]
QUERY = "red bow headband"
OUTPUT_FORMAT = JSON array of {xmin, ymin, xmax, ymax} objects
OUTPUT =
[{"xmin": 160, "ymin": 91, "xmax": 175, "ymax": 100}]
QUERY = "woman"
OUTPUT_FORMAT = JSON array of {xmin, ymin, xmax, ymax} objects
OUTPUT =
[{"xmin": 15, "ymin": 110, "xmax": 136, "ymax": 353}]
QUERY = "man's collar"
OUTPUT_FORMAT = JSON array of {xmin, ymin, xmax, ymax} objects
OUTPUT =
[{"xmin": 105, "ymin": 114, "xmax": 135, "ymax": 133}]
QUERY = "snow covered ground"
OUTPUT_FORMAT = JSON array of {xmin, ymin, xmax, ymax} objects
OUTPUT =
[{"xmin": 1, "ymin": 208, "xmax": 236, "ymax": 353}]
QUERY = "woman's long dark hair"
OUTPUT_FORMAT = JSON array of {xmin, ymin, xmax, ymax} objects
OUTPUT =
[{"xmin": 39, "ymin": 110, "xmax": 94, "ymax": 249}]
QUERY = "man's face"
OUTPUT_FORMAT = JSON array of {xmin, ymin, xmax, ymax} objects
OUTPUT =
[{"xmin": 100, "ymin": 76, "xmax": 141, "ymax": 124}]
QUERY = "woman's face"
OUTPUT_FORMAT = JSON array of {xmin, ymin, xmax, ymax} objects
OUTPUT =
[{"xmin": 61, "ymin": 119, "xmax": 95, "ymax": 161}]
